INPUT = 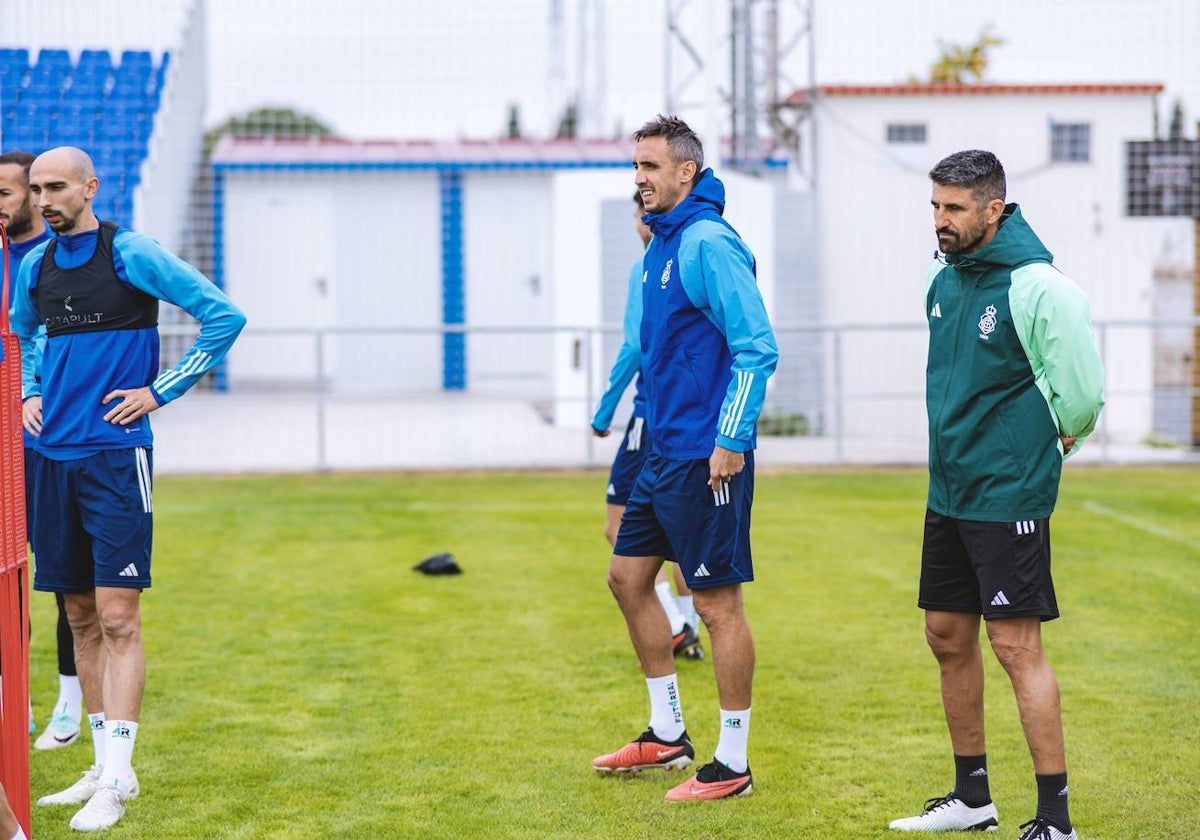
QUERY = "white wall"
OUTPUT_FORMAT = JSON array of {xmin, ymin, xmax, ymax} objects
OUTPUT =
[
  {"xmin": 461, "ymin": 171, "xmax": 554, "ymax": 396},
  {"xmin": 815, "ymin": 91, "xmax": 1176, "ymax": 443},
  {"xmin": 136, "ymin": 0, "xmax": 205, "ymax": 255},
  {"xmin": 550, "ymin": 169, "xmax": 637, "ymax": 426},
  {"xmin": 220, "ymin": 162, "xmax": 790, "ymax": 424},
  {"xmin": 220, "ymin": 169, "xmax": 443, "ymax": 390}
]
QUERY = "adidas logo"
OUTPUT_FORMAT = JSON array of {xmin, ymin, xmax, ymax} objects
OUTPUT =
[
  {"xmin": 930, "ymin": 302, "xmax": 943, "ymax": 318},
  {"xmin": 970, "ymin": 768, "xmax": 988, "ymax": 777},
  {"xmin": 118, "ymin": 563, "xmax": 139, "ymax": 578},
  {"xmin": 1015, "ymin": 520, "xmax": 1036, "ymax": 535},
  {"xmin": 990, "ymin": 590, "xmax": 1010, "ymax": 607},
  {"xmin": 712, "ymin": 482, "xmax": 731, "ymax": 507},
  {"xmin": 694, "ymin": 564, "xmax": 711, "ymax": 578},
  {"xmin": 606, "ymin": 483, "xmax": 616, "ymax": 496}
]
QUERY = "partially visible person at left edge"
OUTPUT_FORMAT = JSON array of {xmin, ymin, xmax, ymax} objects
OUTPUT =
[
  {"xmin": 11, "ymin": 146, "xmax": 246, "ymax": 833},
  {"xmin": 0, "ymin": 150, "xmax": 53, "ymax": 737}
]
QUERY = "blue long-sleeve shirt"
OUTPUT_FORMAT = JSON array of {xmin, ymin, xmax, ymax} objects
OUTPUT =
[
  {"xmin": 641, "ymin": 170, "xmax": 778, "ymax": 459},
  {"xmin": 3, "ymin": 227, "xmax": 53, "ymax": 449},
  {"xmin": 12, "ymin": 225, "xmax": 246, "ymax": 459},
  {"xmin": 591, "ymin": 257, "xmax": 647, "ymax": 433}
]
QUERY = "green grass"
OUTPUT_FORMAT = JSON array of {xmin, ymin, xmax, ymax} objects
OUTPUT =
[{"xmin": 24, "ymin": 466, "xmax": 1200, "ymax": 839}]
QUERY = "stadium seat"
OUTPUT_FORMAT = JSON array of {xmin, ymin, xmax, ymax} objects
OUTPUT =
[
  {"xmin": 0, "ymin": 46, "xmax": 158, "ymax": 229},
  {"xmin": 76, "ymin": 49, "xmax": 114, "ymax": 76},
  {"xmin": 0, "ymin": 48, "xmax": 30, "ymax": 92},
  {"xmin": 152, "ymin": 53, "xmax": 171, "ymax": 100},
  {"xmin": 27, "ymin": 48, "xmax": 71, "ymax": 98},
  {"xmin": 111, "ymin": 50, "xmax": 153, "ymax": 97}
]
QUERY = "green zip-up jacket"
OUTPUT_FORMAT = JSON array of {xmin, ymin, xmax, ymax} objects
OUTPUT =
[{"xmin": 925, "ymin": 204, "xmax": 1105, "ymax": 521}]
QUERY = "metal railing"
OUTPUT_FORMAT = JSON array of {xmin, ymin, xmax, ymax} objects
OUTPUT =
[{"xmin": 152, "ymin": 318, "xmax": 1200, "ymax": 474}]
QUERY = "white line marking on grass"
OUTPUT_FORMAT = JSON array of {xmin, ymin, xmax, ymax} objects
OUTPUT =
[{"xmin": 1082, "ymin": 501, "xmax": 1195, "ymax": 548}]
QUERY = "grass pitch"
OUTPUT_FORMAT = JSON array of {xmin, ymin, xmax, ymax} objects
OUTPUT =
[{"xmin": 24, "ymin": 466, "xmax": 1200, "ymax": 839}]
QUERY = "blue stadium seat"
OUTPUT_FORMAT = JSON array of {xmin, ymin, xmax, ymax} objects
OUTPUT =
[
  {"xmin": 0, "ymin": 48, "xmax": 30, "ymax": 92},
  {"xmin": 3, "ymin": 125, "xmax": 47, "ymax": 152},
  {"xmin": 28, "ymin": 48, "xmax": 71, "ymax": 97},
  {"xmin": 47, "ymin": 107, "xmax": 94, "ymax": 147},
  {"xmin": 153, "ymin": 52, "xmax": 171, "ymax": 99},
  {"xmin": 0, "ymin": 47, "xmax": 30, "ymax": 68},
  {"xmin": 77, "ymin": 49, "xmax": 114, "ymax": 76},
  {"xmin": 2, "ymin": 46, "xmax": 157, "ymax": 230},
  {"xmin": 112, "ymin": 50, "xmax": 153, "ymax": 91}
]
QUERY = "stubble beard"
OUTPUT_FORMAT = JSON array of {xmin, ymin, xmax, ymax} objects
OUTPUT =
[{"xmin": 2, "ymin": 204, "xmax": 34, "ymax": 240}]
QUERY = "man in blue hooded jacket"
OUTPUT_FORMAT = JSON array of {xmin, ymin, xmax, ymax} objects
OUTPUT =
[{"xmin": 591, "ymin": 115, "xmax": 778, "ymax": 802}]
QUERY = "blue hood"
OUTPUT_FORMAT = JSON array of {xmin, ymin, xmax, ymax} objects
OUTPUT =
[{"xmin": 644, "ymin": 168, "xmax": 726, "ymax": 239}]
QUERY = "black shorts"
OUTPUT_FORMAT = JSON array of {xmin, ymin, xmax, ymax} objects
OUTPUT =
[{"xmin": 919, "ymin": 509, "xmax": 1059, "ymax": 621}]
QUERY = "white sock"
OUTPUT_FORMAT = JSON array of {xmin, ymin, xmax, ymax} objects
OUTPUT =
[
  {"xmin": 57, "ymin": 675, "xmax": 83, "ymax": 722},
  {"xmin": 646, "ymin": 674, "xmax": 685, "ymax": 741},
  {"xmin": 655, "ymin": 581, "xmax": 687, "ymax": 635},
  {"xmin": 713, "ymin": 708, "xmax": 751, "ymax": 773},
  {"xmin": 88, "ymin": 713, "xmax": 106, "ymax": 768},
  {"xmin": 101, "ymin": 720, "xmax": 138, "ymax": 791},
  {"xmin": 677, "ymin": 595, "xmax": 698, "ymax": 629}
]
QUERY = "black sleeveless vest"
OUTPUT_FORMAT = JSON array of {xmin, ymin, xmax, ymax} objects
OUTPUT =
[{"xmin": 38, "ymin": 221, "xmax": 159, "ymax": 337}]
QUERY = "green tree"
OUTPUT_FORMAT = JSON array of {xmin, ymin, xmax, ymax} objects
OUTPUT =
[
  {"xmin": 203, "ymin": 106, "xmax": 335, "ymax": 157},
  {"xmin": 555, "ymin": 102, "xmax": 578, "ymax": 139},
  {"xmin": 917, "ymin": 28, "xmax": 1005, "ymax": 84},
  {"xmin": 507, "ymin": 103, "xmax": 522, "ymax": 139},
  {"xmin": 1167, "ymin": 99, "xmax": 1185, "ymax": 140}
]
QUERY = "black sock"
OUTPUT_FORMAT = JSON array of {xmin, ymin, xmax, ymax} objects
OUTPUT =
[
  {"xmin": 1035, "ymin": 771, "xmax": 1071, "ymax": 829},
  {"xmin": 952, "ymin": 753, "xmax": 991, "ymax": 807}
]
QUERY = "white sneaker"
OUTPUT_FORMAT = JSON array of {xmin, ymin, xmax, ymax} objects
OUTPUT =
[
  {"xmin": 38, "ymin": 766, "xmax": 139, "ymax": 807},
  {"xmin": 69, "ymin": 785, "xmax": 126, "ymax": 832},
  {"xmin": 38, "ymin": 766, "xmax": 102, "ymax": 807},
  {"xmin": 34, "ymin": 708, "xmax": 82, "ymax": 750},
  {"xmin": 1017, "ymin": 818, "xmax": 1078, "ymax": 840},
  {"xmin": 890, "ymin": 793, "xmax": 999, "ymax": 831}
]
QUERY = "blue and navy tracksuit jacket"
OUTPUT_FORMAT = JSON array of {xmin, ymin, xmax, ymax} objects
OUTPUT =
[
  {"xmin": 640, "ymin": 169, "xmax": 778, "ymax": 460},
  {"xmin": 591, "ymin": 257, "xmax": 648, "ymax": 433},
  {"xmin": 11, "ymin": 223, "xmax": 246, "ymax": 460}
]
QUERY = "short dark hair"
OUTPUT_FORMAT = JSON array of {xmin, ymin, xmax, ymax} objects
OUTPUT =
[
  {"xmin": 0, "ymin": 151, "xmax": 36, "ymax": 180},
  {"xmin": 929, "ymin": 149, "xmax": 1006, "ymax": 205},
  {"xmin": 633, "ymin": 114, "xmax": 704, "ymax": 174}
]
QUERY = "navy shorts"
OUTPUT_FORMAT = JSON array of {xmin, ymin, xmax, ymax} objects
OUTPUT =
[
  {"xmin": 614, "ymin": 450, "xmax": 755, "ymax": 590},
  {"xmin": 32, "ymin": 447, "xmax": 154, "ymax": 592},
  {"xmin": 24, "ymin": 446, "xmax": 41, "ymax": 542},
  {"xmin": 605, "ymin": 415, "xmax": 650, "ymax": 506},
  {"xmin": 919, "ymin": 509, "xmax": 1058, "ymax": 621}
]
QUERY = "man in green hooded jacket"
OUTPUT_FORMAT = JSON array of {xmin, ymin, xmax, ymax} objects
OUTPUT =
[{"xmin": 890, "ymin": 150, "xmax": 1103, "ymax": 840}]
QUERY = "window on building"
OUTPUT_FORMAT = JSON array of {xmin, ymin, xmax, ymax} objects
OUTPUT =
[
  {"xmin": 1050, "ymin": 122, "xmax": 1091, "ymax": 162},
  {"xmin": 886, "ymin": 123, "xmax": 927, "ymax": 144}
]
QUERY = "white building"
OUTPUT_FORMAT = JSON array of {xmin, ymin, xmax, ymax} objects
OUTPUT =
[
  {"xmin": 784, "ymin": 82, "xmax": 1177, "ymax": 446},
  {"xmin": 212, "ymin": 136, "xmax": 808, "ymax": 428}
]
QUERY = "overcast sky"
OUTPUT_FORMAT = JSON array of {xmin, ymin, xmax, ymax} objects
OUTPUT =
[
  {"xmin": 201, "ymin": 0, "xmax": 1199, "ymax": 140},
  {"xmin": 2, "ymin": 0, "xmax": 1196, "ymax": 141}
]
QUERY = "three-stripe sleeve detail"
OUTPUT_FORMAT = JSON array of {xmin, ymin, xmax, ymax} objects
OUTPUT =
[
  {"xmin": 153, "ymin": 349, "xmax": 213, "ymax": 395},
  {"xmin": 719, "ymin": 371, "xmax": 754, "ymax": 439},
  {"xmin": 135, "ymin": 446, "xmax": 153, "ymax": 513}
]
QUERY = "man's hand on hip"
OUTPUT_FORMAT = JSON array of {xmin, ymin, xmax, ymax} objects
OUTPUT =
[{"xmin": 102, "ymin": 387, "xmax": 160, "ymax": 425}]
